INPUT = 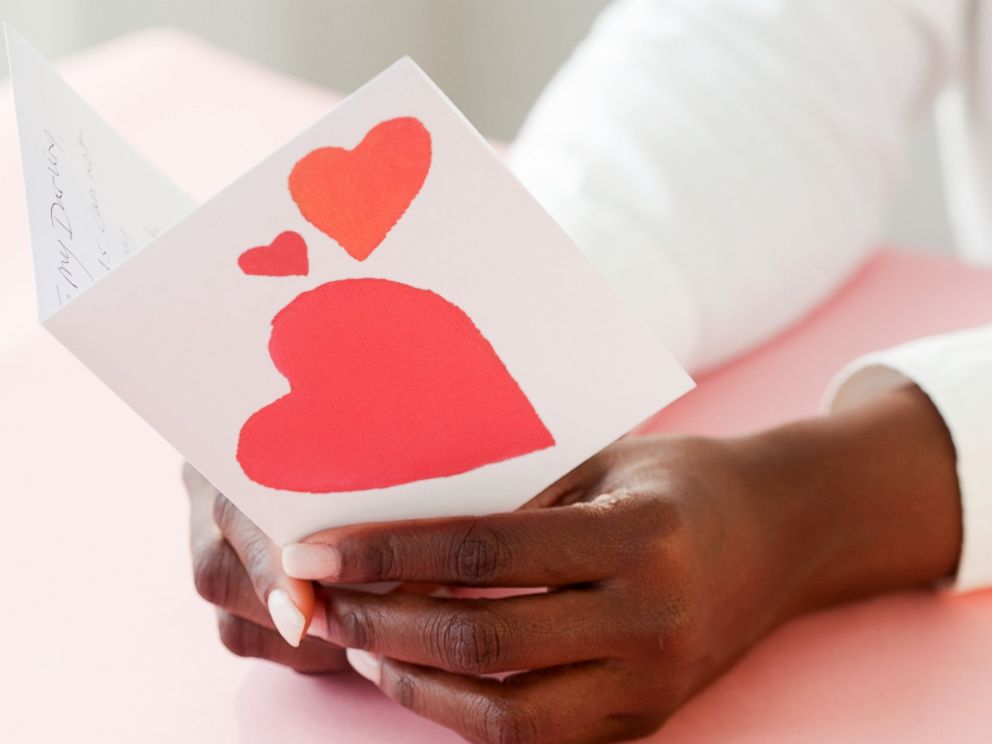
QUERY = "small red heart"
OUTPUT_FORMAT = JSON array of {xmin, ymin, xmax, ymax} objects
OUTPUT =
[
  {"xmin": 239, "ymin": 231, "xmax": 309, "ymax": 277},
  {"xmin": 289, "ymin": 117, "xmax": 432, "ymax": 262},
  {"xmin": 237, "ymin": 278, "xmax": 555, "ymax": 492}
]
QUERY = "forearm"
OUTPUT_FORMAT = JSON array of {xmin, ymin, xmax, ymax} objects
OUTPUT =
[
  {"xmin": 512, "ymin": 0, "xmax": 965, "ymax": 371},
  {"xmin": 742, "ymin": 385, "xmax": 961, "ymax": 621}
]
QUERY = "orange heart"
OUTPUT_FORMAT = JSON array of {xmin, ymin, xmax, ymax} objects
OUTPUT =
[{"xmin": 289, "ymin": 117, "xmax": 432, "ymax": 261}]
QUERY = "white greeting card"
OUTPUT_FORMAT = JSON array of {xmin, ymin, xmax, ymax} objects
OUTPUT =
[{"xmin": 7, "ymin": 25, "xmax": 694, "ymax": 544}]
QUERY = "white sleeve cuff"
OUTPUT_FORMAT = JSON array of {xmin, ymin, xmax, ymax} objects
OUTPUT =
[{"xmin": 823, "ymin": 325, "xmax": 992, "ymax": 592}]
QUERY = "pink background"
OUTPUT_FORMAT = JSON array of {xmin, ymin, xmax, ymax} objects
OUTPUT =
[{"xmin": 2, "ymin": 29, "xmax": 991, "ymax": 742}]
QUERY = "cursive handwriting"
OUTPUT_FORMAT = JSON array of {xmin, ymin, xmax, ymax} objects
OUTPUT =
[
  {"xmin": 54, "ymin": 236, "xmax": 93, "ymax": 304},
  {"xmin": 45, "ymin": 129, "xmax": 72, "ymax": 242},
  {"xmin": 77, "ymin": 128, "xmax": 107, "ymax": 235}
]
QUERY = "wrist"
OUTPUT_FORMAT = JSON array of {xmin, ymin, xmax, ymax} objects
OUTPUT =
[{"xmin": 736, "ymin": 385, "xmax": 962, "ymax": 622}]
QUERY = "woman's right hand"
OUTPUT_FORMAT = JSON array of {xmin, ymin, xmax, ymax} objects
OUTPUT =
[{"xmin": 184, "ymin": 463, "xmax": 349, "ymax": 674}]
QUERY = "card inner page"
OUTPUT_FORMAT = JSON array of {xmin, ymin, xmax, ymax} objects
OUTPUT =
[{"xmin": 5, "ymin": 25, "xmax": 196, "ymax": 320}]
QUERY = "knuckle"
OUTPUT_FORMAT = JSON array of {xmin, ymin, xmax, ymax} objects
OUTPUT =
[
  {"xmin": 627, "ymin": 496, "xmax": 687, "ymax": 545},
  {"xmin": 447, "ymin": 522, "xmax": 513, "ymax": 584},
  {"xmin": 239, "ymin": 531, "xmax": 274, "ymax": 580},
  {"xmin": 621, "ymin": 498, "xmax": 695, "ymax": 575},
  {"xmin": 334, "ymin": 606, "xmax": 376, "ymax": 650},
  {"xmin": 428, "ymin": 610, "xmax": 507, "ymax": 674},
  {"xmin": 217, "ymin": 613, "xmax": 257, "ymax": 658},
  {"xmin": 343, "ymin": 534, "xmax": 401, "ymax": 581},
  {"xmin": 654, "ymin": 592, "xmax": 698, "ymax": 659},
  {"xmin": 478, "ymin": 698, "xmax": 542, "ymax": 744},
  {"xmin": 654, "ymin": 526, "xmax": 696, "ymax": 588},
  {"xmin": 580, "ymin": 490, "xmax": 641, "ymax": 535},
  {"xmin": 212, "ymin": 494, "xmax": 239, "ymax": 534},
  {"xmin": 649, "ymin": 496, "xmax": 689, "ymax": 534},
  {"xmin": 192, "ymin": 543, "xmax": 230, "ymax": 606},
  {"xmin": 391, "ymin": 670, "xmax": 418, "ymax": 711}
]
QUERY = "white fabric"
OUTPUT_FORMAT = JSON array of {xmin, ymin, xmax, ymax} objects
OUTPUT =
[
  {"xmin": 510, "ymin": 0, "xmax": 992, "ymax": 589},
  {"xmin": 937, "ymin": 0, "xmax": 992, "ymax": 263}
]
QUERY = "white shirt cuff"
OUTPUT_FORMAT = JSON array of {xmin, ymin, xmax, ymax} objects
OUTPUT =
[{"xmin": 823, "ymin": 325, "xmax": 992, "ymax": 592}]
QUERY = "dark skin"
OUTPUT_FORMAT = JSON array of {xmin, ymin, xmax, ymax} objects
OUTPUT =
[{"xmin": 186, "ymin": 385, "xmax": 961, "ymax": 742}]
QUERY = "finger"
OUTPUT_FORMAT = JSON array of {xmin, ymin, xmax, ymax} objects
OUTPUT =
[
  {"xmin": 349, "ymin": 654, "xmax": 640, "ymax": 744},
  {"xmin": 211, "ymin": 493, "xmax": 316, "ymax": 647},
  {"xmin": 188, "ymin": 464, "xmax": 268, "ymax": 618},
  {"xmin": 282, "ymin": 497, "xmax": 648, "ymax": 586},
  {"xmin": 191, "ymin": 530, "xmax": 299, "ymax": 629},
  {"xmin": 216, "ymin": 611, "xmax": 348, "ymax": 675},
  {"xmin": 185, "ymin": 462, "xmax": 222, "ymax": 548},
  {"xmin": 313, "ymin": 587, "xmax": 618, "ymax": 675}
]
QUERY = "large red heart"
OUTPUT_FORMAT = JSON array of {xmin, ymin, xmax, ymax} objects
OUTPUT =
[
  {"xmin": 289, "ymin": 117, "xmax": 432, "ymax": 262},
  {"xmin": 237, "ymin": 278, "xmax": 554, "ymax": 492},
  {"xmin": 238, "ymin": 231, "xmax": 309, "ymax": 276}
]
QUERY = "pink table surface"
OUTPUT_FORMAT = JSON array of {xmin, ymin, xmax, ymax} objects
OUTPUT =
[{"xmin": 2, "ymin": 28, "xmax": 992, "ymax": 743}]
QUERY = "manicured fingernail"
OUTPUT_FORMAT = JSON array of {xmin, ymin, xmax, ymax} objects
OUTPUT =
[
  {"xmin": 282, "ymin": 543, "xmax": 341, "ymax": 580},
  {"xmin": 267, "ymin": 589, "xmax": 305, "ymax": 647},
  {"xmin": 346, "ymin": 648, "xmax": 382, "ymax": 686}
]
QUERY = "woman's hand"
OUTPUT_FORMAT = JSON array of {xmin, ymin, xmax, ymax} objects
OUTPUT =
[
  {"xmin": 274, "ymin": 385, "xmax": 961, "ymax": 743},
  {"xmin": 275, "ymin": 436, "xmax": 789, "ymax": 742},
  {"xmin": 184, "ymin": 464, "xmax": 348, "ymax": 673}
]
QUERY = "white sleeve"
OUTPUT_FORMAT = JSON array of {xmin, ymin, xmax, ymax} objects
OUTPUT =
[
  {"xmin": 825, "ymin": 325, "xmax": 992, "ymax": 592},
  {"xmin": 511, "ymin": 0, "xmax": 965, "ymax": 371}
]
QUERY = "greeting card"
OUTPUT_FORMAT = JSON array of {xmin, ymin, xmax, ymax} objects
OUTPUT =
[{"xmin": 6, "ymin": 26, "xmax": 693, "ymax": 544}]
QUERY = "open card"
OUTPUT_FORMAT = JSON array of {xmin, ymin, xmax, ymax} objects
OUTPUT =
[{"xmin": 6, "ymin": 26, "xmax": 694, "ymax": 544}]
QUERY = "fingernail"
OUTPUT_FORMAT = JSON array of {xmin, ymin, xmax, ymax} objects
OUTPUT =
[
  {"xmin": 346, "ymin": 648, "xmax": 382, "ymax": 686},
  {"xmin": 282, "ymin": 543, "xmax": 341, "ymax": 580},
  {"xmin": 267, "ymin": 589, "xmax": 305, "ymax": 647}
]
